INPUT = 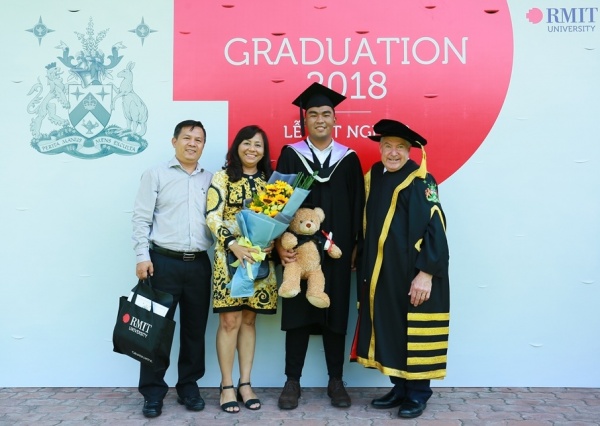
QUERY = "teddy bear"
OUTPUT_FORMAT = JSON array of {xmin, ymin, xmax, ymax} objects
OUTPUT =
[{"xmin": 278, "ymin": 206, "xmax": 342, "ymax": 308}]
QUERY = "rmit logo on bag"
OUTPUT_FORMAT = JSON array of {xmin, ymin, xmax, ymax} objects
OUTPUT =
[{"xmin": 122, "ymin": 313, "xmax": 153, "ymax": 338}]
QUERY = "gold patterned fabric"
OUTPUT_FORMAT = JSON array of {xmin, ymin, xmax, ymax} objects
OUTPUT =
[{"xmin": 206, "ymin": 170, "xmax": 277, "ymax": 313}]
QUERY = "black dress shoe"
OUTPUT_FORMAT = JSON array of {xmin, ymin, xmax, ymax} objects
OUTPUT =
[
  {"xmin": 142, "ymin": 400, "xmax": 163, "ymax": 418},
  {"xmin": 278, "ymin": 379, "xmax": 301, "ymax": 410},
  {"xmin": 371, "ymin": 389, "xmax": 404, "ymax": 409},
  {"xmin": 177, "ymin": 395, "xmax": 205, "ymax": 411},
  {"xmin": 327, "ymin": 377, "xmax": 351, "ymax": 408},
  {"xmin": 398, "ymin": 399, "xmax": 427, "ymax": 418}
]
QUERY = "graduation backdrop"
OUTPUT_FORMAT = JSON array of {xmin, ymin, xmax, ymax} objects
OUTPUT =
[{"xmin": 1, "ymin": 0, "xmax": 599, "ymax": 387}]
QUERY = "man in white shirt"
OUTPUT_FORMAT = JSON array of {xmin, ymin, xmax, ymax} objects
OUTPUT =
[{"xmin": 132, "ymin": 120, "xmax": 213, "ymax": 418}]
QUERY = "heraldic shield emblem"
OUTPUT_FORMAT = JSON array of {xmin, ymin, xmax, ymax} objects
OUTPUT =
[
  {"xmin": 27, "ymin": 17, "xmax": 149, "ymax": 159},
  {"xmin": 69, "ymin": 84, "xmax": 113, "ymax": 139}
]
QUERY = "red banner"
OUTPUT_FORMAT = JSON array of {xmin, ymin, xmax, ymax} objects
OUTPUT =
[{"xmin": 174, "ymin": 1, "xmax": 512, "ymax": 182}]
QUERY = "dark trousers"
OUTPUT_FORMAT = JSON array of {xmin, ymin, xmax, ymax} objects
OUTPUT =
[
  {"xmin": 285, "ymin": 325, "xmax": 346, "ymax": 380},
  {"xmin": 390, "ymin": 377, "xmax": 433, "ymax": 404},
  {"xmin": 138, "ymin": 251, "xmax": 211, "ymax": 401}
]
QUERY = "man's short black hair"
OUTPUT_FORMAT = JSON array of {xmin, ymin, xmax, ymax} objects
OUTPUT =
[{"xmin": 173, "ymin": 120, "xmax": 206, "ymax": 140}]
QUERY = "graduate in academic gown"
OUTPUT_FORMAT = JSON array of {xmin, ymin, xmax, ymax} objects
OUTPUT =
[
  {"xmin": 276, "ymin": 83, "xmax": 364, "ymax": 410},
  {"xmin": 351, "ymin": 119, "xmax": 450, "ymax": 419}
]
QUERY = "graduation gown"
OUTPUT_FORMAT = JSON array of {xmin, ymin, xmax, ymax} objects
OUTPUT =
[
  {"xmin": 352, "ymin": 159, "xmax": 450, "ymax": 380},
  {"xmin": 276, "ymin": 140, "xmax": 364, "ymax": 334}
]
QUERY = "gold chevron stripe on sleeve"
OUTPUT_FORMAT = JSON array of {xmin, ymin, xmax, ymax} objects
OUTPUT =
[
  {"xmin": 408, "ymin": 313, "xmax": 450, "ymax": 321},
  {"xmin": 407, "ymin": 326, "xmax": 449, "ymax": 336},
  {"xmin": 430, "ymin": 205, "xmax": 446, "ymax": 232},
  {"xmin": 414, "ymin": 238, "xmax": 422, "ymax": 252},
  {"xmin": 407, "ymin": 355, "xmax": 447, "ymax": 365},
  {"xmin": 407, "ymin": 341, "xmax": 449, "ymax": 351}
]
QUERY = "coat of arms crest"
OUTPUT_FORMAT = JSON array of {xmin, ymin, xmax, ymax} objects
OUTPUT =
[{"xmin": 27, "ymin": 17, "xmax": 149, "ymax": 159}]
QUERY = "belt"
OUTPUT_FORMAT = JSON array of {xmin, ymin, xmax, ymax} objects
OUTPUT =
[{"xmin": 149, "ymin": 243, "xmax": 206, "ymax": 261}]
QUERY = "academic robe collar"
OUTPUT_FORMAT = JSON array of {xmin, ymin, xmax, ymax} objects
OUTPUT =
[
  {"xmin": 286, "ymin": 140, "xmax": 354, "ymax": 183},
  {"xmin": 292, "ymin": 139, "xmax": 349, "ymax": 165}
]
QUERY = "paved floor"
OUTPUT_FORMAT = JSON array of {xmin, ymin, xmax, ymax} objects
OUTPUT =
[{"xmin": 1, "ymin": 387, "xmax": 599, "ymax": 425}]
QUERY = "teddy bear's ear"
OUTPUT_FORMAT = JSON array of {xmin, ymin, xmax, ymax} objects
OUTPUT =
[{"xmin": 314, "ymin": 207, "xmax": 325, "ymax": 223}]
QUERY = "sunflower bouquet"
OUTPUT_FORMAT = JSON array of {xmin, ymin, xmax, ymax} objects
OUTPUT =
[
  {"xmin": 248, "ymin": 173, "xmax": 315, "ymax": 218},
  {"xmin": 228, "ymin": 171, "xmax": 316, "ymax": 298}
]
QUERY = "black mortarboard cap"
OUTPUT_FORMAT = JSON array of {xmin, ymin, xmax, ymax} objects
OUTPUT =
[
  {"xmin": 292, "ymin": 82, "xmax": 346, "ymax": 136},
  {"xmin": 368, "ymin": 119, "xmax": 427, "ymax": 147},
  {"xmin": 292, "ymin": 82, "xmax": 346, "ymax": 110}
]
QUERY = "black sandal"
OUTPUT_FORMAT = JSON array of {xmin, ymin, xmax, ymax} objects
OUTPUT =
[
  {"xmin": 237, "ymin": 381, "xmax": 261, "ymax": 410},
  {"xmin": 219, "ymin": 384, "xmax": 240, "ymax": 413}
]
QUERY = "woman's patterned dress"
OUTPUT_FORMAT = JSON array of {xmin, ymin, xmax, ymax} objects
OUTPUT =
[{"xmin": 206, "ymin": 170, "xmax": 277, "ymax": 313}]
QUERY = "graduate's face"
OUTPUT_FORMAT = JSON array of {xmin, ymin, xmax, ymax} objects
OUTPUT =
[
  {"xmin": 380, "ymin": 136, "xmax": 411, "ymax": 172},
  {"xmin": 304, "ymin": 106, "xmax": 336, "ymax": 143},
  {"xmin": 238, "ymin": 132, "xmax": 265, "ymax": 172},
  {"xmin": 172, "ymin": 126, "xmax": 205, "ymax": 169}
]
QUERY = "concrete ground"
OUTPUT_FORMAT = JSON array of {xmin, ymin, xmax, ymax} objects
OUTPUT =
[{"xmin": 1, "ymin": 386, "xmax": 599, "ymax": 425}]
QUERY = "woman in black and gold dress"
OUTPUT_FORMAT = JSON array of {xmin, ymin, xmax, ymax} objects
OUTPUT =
[{"xmin": 206, "ymin": 125, "xmax": 277, "ymax": 413}]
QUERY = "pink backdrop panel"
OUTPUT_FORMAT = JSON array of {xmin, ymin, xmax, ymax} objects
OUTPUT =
[{"xmin": 174, "ymin": 0, "xmax": 512, "ymax": 182}]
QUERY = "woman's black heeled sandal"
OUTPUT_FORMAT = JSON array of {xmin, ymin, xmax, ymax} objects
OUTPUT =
[
  {"xmin": 237, "ymin": 381, "xmax": 261, "ymax": 410},
  {"xmin": 220, "ymin": 384, "xmax": 240, "ymax": 413}
]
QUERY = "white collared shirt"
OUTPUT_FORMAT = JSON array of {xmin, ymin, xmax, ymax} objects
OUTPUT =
[
  {"xmin": 306, "ymin": 137, "xmax": 334, "ymax": 166},
  {"xmin": 132, "ymin": 157, "xmax": 214, "ymax": 262}
]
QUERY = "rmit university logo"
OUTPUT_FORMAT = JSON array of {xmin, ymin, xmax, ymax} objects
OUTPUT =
[
  {"xmin": 526, "ymin": 7, "xmax": 597, "ymax": 32},
  {"xmin": 27, "ymin": 17, "xmax": 149, "ymax": 159},
  {"xmin": 122, "ymin": 312, "xmax": 153, "ymax": 338}
]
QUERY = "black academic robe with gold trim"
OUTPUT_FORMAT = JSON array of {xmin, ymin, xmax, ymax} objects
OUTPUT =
[
  {"xmin": 276, "ymin": 142, "xmax": 364, "ymax": 334},
  {"xmin": 352, "ymin": 159, "xmax": 450, "ymax": 380}
]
